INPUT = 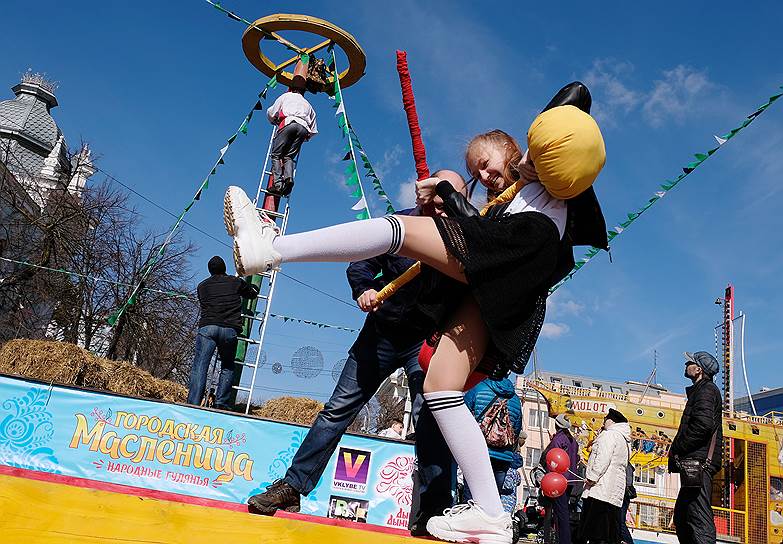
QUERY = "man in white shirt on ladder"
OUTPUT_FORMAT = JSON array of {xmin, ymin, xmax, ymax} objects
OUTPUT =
[{"xmin": 266, "ymin": 59, "xmax": 318, "ymax": 197}]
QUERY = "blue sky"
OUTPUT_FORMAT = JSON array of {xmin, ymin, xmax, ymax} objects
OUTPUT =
[{"xmin": 2, "ymin": 1, "xmax": 782, "ymax": 405}]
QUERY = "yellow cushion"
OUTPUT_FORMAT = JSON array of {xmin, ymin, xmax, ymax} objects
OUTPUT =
[{"xmin": 527, "ymin": 105, "xmax": 606, "ymax": 199}]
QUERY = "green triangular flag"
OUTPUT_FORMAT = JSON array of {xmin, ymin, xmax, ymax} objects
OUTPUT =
[
  {"xmin": 268, "ymin": 75, "xmax": 278, "ymax": 88},
  {"xmin": 355, "ymin": 209, "xmax": 370, "ymax": 220},
  {"xmin": 344, "ymin": 162, "xmax": 357, "ymax": 175},
  {"xmin": 346, "ymin": 172, "xmax": 359, "ymax": 186},
  {"xmin": 239, "ymin": 119, "xmax": 249, "ymax": 135},
  {"xmin": 300, "ymin": 53, "xmax": 310, "ymax": 65},
  {"xmin": 386, "ymin": 204, "xmax": 396, "ymax": 214},
  {"xmin": 694, "ymin": 153, "xmax": 708, "ymax": 162},
  {"xmin": 707, "ymin": 147, "xmax": 719, "ymax": 156},
  {"xmin": 349, "ymin": 187, "xmax": 362, "ymax": 198}
]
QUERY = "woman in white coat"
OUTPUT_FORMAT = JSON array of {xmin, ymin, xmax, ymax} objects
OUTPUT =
[{"xmin": 577, "ymin": 408, "xmax": 632, "ymax": 544}]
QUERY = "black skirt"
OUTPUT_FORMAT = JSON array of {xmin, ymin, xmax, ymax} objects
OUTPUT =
[
  {"xmin": 578, "ymin": 497, "xmax": 621, "ymax": 543},
  {"xmin": 417, "ymin": 211, "xmax": 560, "ymax": 376}
]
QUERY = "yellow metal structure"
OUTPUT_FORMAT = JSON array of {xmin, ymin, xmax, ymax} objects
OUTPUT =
[
  {"xmin": 242, "ymin": 14, "xmax": 366, "ymax": 90},
  {"xmin": 0, "ymin": 471, "xmax": 417, "ymax": 544},
  {"xmin": 528, "ymin": 379, "xmax": 783, "ymax": 543}
]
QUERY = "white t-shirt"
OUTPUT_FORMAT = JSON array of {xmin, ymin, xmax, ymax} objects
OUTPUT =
[
  {"xmin": 503, "ymin": 181, "xmax": 567, "ymax": 239},
  {"xmin": 378, "ymin": 427, "xmax": 403, "ymax": 440},
  {"xmin": 267, "ymin": 91, "xmax": 318, "ymax": 136}
]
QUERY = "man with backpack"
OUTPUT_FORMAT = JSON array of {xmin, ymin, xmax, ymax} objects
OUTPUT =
[{"xmin": 462, "ymin": 376, "xmax": 523, "ymax": 509}]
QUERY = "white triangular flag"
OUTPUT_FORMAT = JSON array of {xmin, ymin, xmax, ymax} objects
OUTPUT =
[
  {"xmin": 613, "ymin": 226, "xmax": 624, "ymax": 234},
  {"xmin": 655, "ymin": 191, "xmax": 666, "ymax": 198},
  {"xmin": 714, "ymin": 135, "xmax": 727, "ymax": 146},
  {"xmin": 335, "ymin": 102, "xmax": 346, "ymax": 117},
  {"xmin": 351, "ymin": 196, "xmax": 367, "ymax": 211},
  {"xmin": 219, "ymin": 144, "xmax": 229, "ymax": 157}
]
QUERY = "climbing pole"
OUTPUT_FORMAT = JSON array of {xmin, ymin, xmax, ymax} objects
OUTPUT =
[{"xmin": 231, "ymin": 14, "xmax": 366, "ymax": 411}]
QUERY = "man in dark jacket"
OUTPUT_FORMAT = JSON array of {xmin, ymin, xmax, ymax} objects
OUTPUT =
[
  {"xmin": 247, "ymin": 171, "xmax": 467, "ymax": 536},
  {"xmin": 669, "ymin": 350, "xmax": 723, "ymax": 544},
  {"xmin": 187, "ymin": 256, "xmax": 259, "ymax": 410}
]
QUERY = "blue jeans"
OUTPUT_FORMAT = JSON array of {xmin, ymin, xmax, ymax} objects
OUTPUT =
[
  {"xmin": 283, "ymin": 321, "xmax": 452, "ymax": 524},
  {"xmin": 187, "ymin": 325, "xmax": 238, "ymax": 409},
  {"xmin": 462, "ymin": 458, "xmax": 510, "ymax": 507}
]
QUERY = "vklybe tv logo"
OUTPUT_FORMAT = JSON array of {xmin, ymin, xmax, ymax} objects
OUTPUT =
[{"xmin": 332, "ymin": 447, "xmax": 371, "ymax": 494}]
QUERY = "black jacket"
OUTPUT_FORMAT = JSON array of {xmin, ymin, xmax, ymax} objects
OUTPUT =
[
  {"xmin": 346, "ymin": 208, "xmax": 433, "ymax": 344},
  {"xmin": 669, "ymin": 377, "xmax": 723, "ymax": 474},
  {"xmin": 197, "ymin": 274, "xmax": 259, "ymax": 332}
]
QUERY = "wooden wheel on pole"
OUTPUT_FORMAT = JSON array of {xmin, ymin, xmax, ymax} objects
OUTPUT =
[{"xmin": 241, "ymin": 13, "xmax": 366, "ymax": 92}]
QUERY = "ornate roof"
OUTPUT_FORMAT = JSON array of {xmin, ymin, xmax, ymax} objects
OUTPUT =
[{"xmin": 0, "ymin": 77, "xmax": 67, "ymax": 181}]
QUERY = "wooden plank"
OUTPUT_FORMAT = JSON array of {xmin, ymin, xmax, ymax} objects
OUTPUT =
[{"xmin": 0, "ymin": 473, "xmax": 418, "ymax": 544}]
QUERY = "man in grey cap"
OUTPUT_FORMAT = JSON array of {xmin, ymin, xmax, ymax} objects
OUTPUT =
[{"xmin": 668, "ymin": 351, "xmax": 723, "ymax": 544}]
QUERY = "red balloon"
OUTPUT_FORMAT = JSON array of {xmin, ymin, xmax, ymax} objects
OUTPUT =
[
  {"xmin": 545, "ymin": 447, "xmax": 571, "ymax": 474},
  {"xmin": 541, "ymin": 472, "xmax": 568, "ymax": 498},
  {"xmin": 418, "ymin": 342, "xmax": 487, "ymax": 392}
]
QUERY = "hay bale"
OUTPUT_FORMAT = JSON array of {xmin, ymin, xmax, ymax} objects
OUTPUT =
[
  {"xmin": 0, "ymin": 339, "xmax": 186, "ymax": 403},
  {"xmin": 253, "ymin": 396, "xmax": 324, "ymax": 425},
  {"xmin": 0, "ymin": 339, "xmax": 109, "ymax": 389},
  {"xmin": 105, "ymin": 359, "xmax": 187, "ymax": 404}
]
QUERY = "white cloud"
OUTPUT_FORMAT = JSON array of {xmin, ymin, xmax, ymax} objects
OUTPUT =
[
  {"xmin": 582, "ymin": 60, "xmax": 717, "ymax": 129},
  {"xmin": 540, "ymin": 322, "xmax": 570, "ymax": 339},
  {"xmin": 643, "ymin": 65, "xmax": 714, "ymax": 127},
  {"xmin": 546, "ymin": 288, "xmax": 586, "ymax": 318},
  {"xmin": 395, "ymin": 177, "xmax": 417, "ymax": 209},
  {"xmin": 583, "ymin": 59, "xmax": 641, "ymax": 126}
]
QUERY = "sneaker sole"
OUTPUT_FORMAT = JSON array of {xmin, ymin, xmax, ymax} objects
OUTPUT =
[
  {"xmin": 247, "ymin": 501, "xmax": 300, "ymax": 516},
  {"xmin": 427, "ymin": 528, "xmax": 511, "ymax": 544},
  {"xmin": 223, "ymin": 190, "xmax": 247, "ymax": 276}
]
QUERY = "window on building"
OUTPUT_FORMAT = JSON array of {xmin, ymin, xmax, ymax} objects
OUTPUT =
[
  {"xmin": 592, "ymin": 383, "xmax": 603, "ymax": 390},
  {"xmin": 525, "ymin": 447, "xmax": 541, "ymax": 467},
  {"xmin": 528, "ymin": 409, "xmax": 549, "ymax": 428},
  {"xmin": 550, "ymin": 376, "xmax": 561, "ymax": 385},
  {"xmin": 634, "ymin": 464, "xmax": 656, "ymax": 486},
  {"xmin": 638, "ymin": 504, "xmax": 656, "ymax": 527},
  {"xmin": 610, "ymin": 386, "xmax": 623, "ymax": 394},
  {"xmin": 573, "ymin": 380, "xmax": 582, "ymax": 388}
]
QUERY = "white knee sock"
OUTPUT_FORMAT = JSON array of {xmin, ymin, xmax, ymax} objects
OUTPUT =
[
  {"xmin": 424, "ymin": 390, "xmax": 504, "ymax": 517},
  {"xmin": 273, "ymin": 216, "xmax": 404, "ymax": 263}
]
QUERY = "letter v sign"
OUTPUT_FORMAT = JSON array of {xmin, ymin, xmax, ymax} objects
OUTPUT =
[{"xmin": 342, "ymin": 451, "xmax": 366, "ymax": 479}]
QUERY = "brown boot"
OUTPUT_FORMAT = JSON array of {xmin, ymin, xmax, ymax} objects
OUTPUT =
[{"xmin": 247, "ymin": 479, "xmax": 300, "ymax": 515}]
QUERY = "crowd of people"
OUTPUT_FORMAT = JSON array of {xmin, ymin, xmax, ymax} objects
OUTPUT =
[{"xmin": 184, "ymin": 71, "xmax": 726, "ymax": 544}]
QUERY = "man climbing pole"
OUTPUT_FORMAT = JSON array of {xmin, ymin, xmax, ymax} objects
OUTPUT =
[{"xmin": 266, "ymin": 59, "xmax": 318, "ymax": 196}]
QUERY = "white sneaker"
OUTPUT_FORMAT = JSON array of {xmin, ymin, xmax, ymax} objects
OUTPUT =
[
  {"xmin": 426, "ymin": 501, "xmax": 513, "ymax": 544},
  {"xmin": 223, "ymin": 186, "xmax": 281, "ymax": 275}
]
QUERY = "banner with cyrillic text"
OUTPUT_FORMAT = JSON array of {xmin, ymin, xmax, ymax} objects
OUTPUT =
[{"xmin": 0, "ymin": 375, "xmax": 415, "ymax": 529}]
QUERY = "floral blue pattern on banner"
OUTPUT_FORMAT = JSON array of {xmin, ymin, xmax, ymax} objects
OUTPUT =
[{"xmin": 0, "ymin": 386, "xmax": 60, "ymax": 473}]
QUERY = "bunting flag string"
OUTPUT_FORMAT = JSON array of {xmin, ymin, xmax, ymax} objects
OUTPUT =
[
  {"xmin": 269, "ymin": 313, "xmax": 359, "ymax": 333},
  {"xmin": 550, "ymin": 84, "xmax": 783, "ymax": 294},
  {"xmin": 346, "ymin": 126, "xmax": 397, "ymax": 215},
  {"xmin": 0, "ymin": 257, "xmax": 192, "ymax": 299},
  {"xmin": 329, "ymin": 48, "xmax": 372, "ymax": 220},
  {"xmin": 204, "ymin": 0, "xmax": 304, "ymax": 55},
  {"xmin": 107, "ymin": 76, "xmax": 279, "ymax": 325}
]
